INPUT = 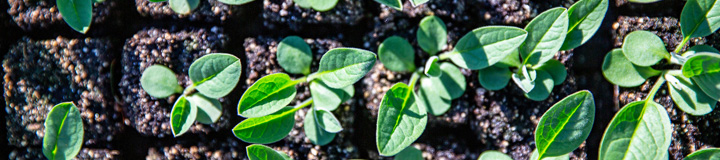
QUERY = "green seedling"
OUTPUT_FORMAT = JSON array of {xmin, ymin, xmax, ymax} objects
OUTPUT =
[
  {"xmin": 149, "ymin": 0, "xmax": 253, "ymax": 14},
  {"xmin": 246, "ymin": 144, "xmax": 292, "ymax": 160},
  {"xmin": 375, "ymin": 0, "xmax": 429, "ymax": 10},
  {"xmin": 57, "ymin": 0, "xmax": 93, "ymax": 33},
  {"xmin": 43, "ymin": 102, "xmax": 84, "ymax": 160},
  {"xmin": 293, "ymin": 0, "xmax": 339, "ymax": 12},
  {"xmin": 233, "ymin": 37, "xmax": 375, "ymax": 147},
  {"xmin": 140, "ymin": 53, "xmax": 242, "ymax": 137},
  {"xmin": 685, "ymin": 148, "xmax": 720, "ymax": 160}
]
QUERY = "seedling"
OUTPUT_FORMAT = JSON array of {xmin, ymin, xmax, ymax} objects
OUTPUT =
[
  {"xmin": 149, "ymin": 0, "xmax": 253, "ymax": 14},
  {"xmin": 233, "ymin": 36, "xmax": 375, "ymax": 147},
  {"xmin": 42, "ymin": 102, "xmax": 84, "ymax": 160},
  {"xmin": 293, "ymin": 0, "xmax": 339, "ymax": 12},
  {"xmin": 375, "ymin": 0, "xmax": 429, "ymax": 10},
  {"xmin": 246, "ymin": 144, "xmax": 291, "ymax": 160},
  {"xmin": 57, "ymin": 0, "xmax": 94, "ymax": 33},
  {"xmin": 140, "ymin": 53, "xmax": 242, "ymax": 137}
]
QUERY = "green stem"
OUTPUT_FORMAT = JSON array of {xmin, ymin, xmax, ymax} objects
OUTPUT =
[
  {"xmin": 408, "ymin": 71, "xmax": 421, "ymax": 89},
  {"xmin": 182, "ymin": 84, "xmax": 196, "ymax": 96},
  {"xmin": 293, "ymin": 98, "xmax": 314, "ymax": 111},
  {"xmin": 673, "ymin": 36, "xmax": 690, "ymax": 54},
  {"xmin": 645, "ymin": 75, "xmax": 666, "ymax": 102},
  {"xmin": 437, "ymin": 51, "xmax": 455, "ymax": 60}
]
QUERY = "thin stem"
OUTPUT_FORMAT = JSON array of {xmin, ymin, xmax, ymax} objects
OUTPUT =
[
  {"xmin": 408, "ymin": 71, "xmax": 421, "ymax": 89},
  {"xmin": 645, "ymin": 74, "xmax": 667, "ymax": 102},
  {"xmin": 294, "ymin": 98, "xmax": 314, "ymax": 110},
  {"xmin": 294, "ymin": 76, "xmax": 309, "ymax": 84},
  {"xmin": 673, "ymin": 36, "xmax": 691, "ymax": 54},
  {"xmin": 182, "ymin": 84, "xmax": 196, "ymax": 96}
]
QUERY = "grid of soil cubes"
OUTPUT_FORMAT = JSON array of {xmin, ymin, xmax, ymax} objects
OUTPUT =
[{"xmin": 2, "ymin": 0, "xmax": 719, "ymax": 159}]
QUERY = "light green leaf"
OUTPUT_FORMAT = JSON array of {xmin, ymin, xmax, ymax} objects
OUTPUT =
[
  {"xmin": 277, "ymin": 36, "xmax": 313, "ymax": 75},
  {"xmin": 233, "ymin": 107, "xmax": 297, "ymax": 144},
  {"xmin": 379, "ymin": 36, "xmax": 416, "ymax": 72},
  {"xmin": 478, "ymin": 65, "xmax": 512, "ymax": 91},
  {"xmin": 622, "ymin": 31, "xmax": 669, "ymax": 67},
  {"xmin": 57, "ymin": 0, "xmax": 92, "ymax": 33},
  {"xmin": 598, "ymin": 101, "xmax": 672, "ymax": 160},
  {"xmin": 478, "ymin": 151, "xmax": 513, "ymax": 160},
  {"xmin": 171, "ymin": 96, "xmax": 197, "ymax": 137},
  {"xmin": 238, "ymin": 73, "xmax": 298, "ymax": 118},
  {"xmin": 535, "ymin": 91, "xmax": 595, "ymax": 158},
  {"xmin": 416, "ymin": 77, "xmax": 452, "ymax": 116},
  {"xmin": 521, "ymin": 8, "xmax": 569, "ymax": 65},
  {"xmin": 602, "ymin": 49, "xmax": 662, "ymax": 87},
  {"xmin": 561, "ymin": 0, "xmax": 609, "ymax": 50},
  {"xmin": 449, "ymin": 26, "xmax": 527, "ymax": 70},
  {"xmin": 667, "ymin": 74, "xmax": 716, "ymax": 116},
  {"xmin": 246, "ymin": 144, "xmax": 292, "ymax": 160},
  {"xmin": 395, "ymin": 147, "xmax": 423, "ymax": 160},
  {"xmin": 682, "ymin": 53, "xmax": 720, "ymax": 100},
  {"xmin": 311, "ymin": 0, "xmax": 339, "ymax": 11},
  {"xmin": 424, "ymin": 56, "xmax": 442, "ymax": 77},
  {"xmin": 536, "ymin": 59, "xmax": 567, "ymax": 85},
  {"xmin": 315, "ymin": 48, "xmax": 376, "ymax": 89},
  {"xmin": 169, "ymin": 0, "xmax": 199, "ymax": 14},
  {"xmin": 189, "ymin": 53, "xmax": 242, "ymax": 98},
  {"xmin": 186, "ymin": 93, "xmax": 222, "ymax": 124},
  {"xmin": 294, "ymin": 0, "xmax": 311, "ymax": 8},
  {"xmin": 525, "ymin": 70, "xmax": 555, "ymax": 101},
  {"xmin": 429, "ymin": 63, "xmax": 466, "ymax": 99},
  {"xmin": 141, "ymin": 65, "xmax": 181, "ymax": 98},
  {"xmin": 303, "ymin": 108, "xmax": 336, "ymax": 145},
  {"xmin": 310, "ymin": 80, "xmax": 354, "ymax": 111},
  {"xmin": 512, "ymin": 66, "xmax": 537, "ymax": 93},
  {"xmin": 42, "ymin": 102, "xmax": 83, "ymax": 160},
  {"xmin": 530, "ymin": 149, "xmax": 570, "ymax": 160},
  {"xmin": 681, "ymin": 0, "xmax": 720, "ymax": 39},
  {"xmin": 685, "ymin": 148, "xmax": 720, "ymax": 160},
  {"xmin": 409, "ymin": 0, "xmax": 429, "ymax": 6},
  {"xmin": 376, "ymin": 83, "xmax": 428, "ymax": 156},
  {"xmin": 315, "ymin": 109, "xmax": 342, "ymax": 133},
  {"xmin": 683, "ymin": 45, "xmax": 719, "ymax": 57},
  {"xmin": 497, "ymin": 49, "xmax": 522, "ymax": 68},
  {"xmin": 218, "ymin": 0, "xmax": 254, "ymax": 5},
  {"xmin": 417, "ymin": 16, "xmax": 447, "ymax": 55},
  {"xmin": 375, "ymin": 0, "xmax": 402, "ymax": 10}
]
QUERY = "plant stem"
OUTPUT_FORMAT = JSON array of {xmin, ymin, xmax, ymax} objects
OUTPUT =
[
  {"xmin": 408, "ymin": 71, "xmax": 421, "ymax": 89},
  {"xmin": 182, "ymin": 84, "xmax": 196, "ymax": 96},
  {"xmin": 645, "ymin": 75, "xmax": 667, "ymax": 102},
  {"xmin": 673, "ymin": 36, "xmax": 690, "ymax": 54},
  {"xmin": 437, "ymin": 51, "xmax": 455, "ymax": 60},
  {"xmin": 294, "ymin": 98, "xmax": 314, "ymax": 110}
]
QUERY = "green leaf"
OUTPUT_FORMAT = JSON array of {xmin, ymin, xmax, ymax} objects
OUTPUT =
[
  {"xmin": 682, "ymin": 53, "xmax": 720, "ymax": 100},
  {"xmin": 521, "ymin": 7, "xmax": 569, "ymax": 65},
  {"xmin": 561, "ymin": 0, "xmax": 609, "ymax": 50},
  {"xmin": 42, "ymin": 102, "xmax": 83, "ymax": 160},
  {"xmin": 277, "ymin": 36, "xmax": 313, "ymax": 75},
  {"xmin": 449, "ymin": 26, "xmax": 527, "ymax": 70},
  {"xmin": 622, "ymin": 31, "xmax": 669, "ymax": 67},
  {"xmin": 416, "ymin": 77, "xmax": 452, "ymax": 116},
  {"xmin": 536, "ymin": 60, "xmax": 567, "ymax": 85},
  {"xmin": 530, "ymin": 149, "xmax": 570, "ymax": 160},
  {"xmin": 218, "ymin": 0, "xmax": 254, "ymax": 5},
  {"xmin": 417, "ymin": 16, "xmax": 447, "ymax": 55},
  {"xmin": 681, "ymin": 0, "xmax": 720, "ymax": 39},
  {"xmin": 478, "ymin": 151, "xmax": 513, "ymax": 160},
  {"xmin": 233, "ymin": 107, "xmax": 297, "ymax": 144},
  {"xmin": 315, "ymin": 109, "xmax": 343, "ymax": 133},
  {"xmin": 294, "ymin": 0, "xmax": 311, "ymax": 8},
  {"xmin": 310, "ymin": 80, "xmax": 354, "ymax": 111},
  {"xmin": 525, "ymin": 70, "xmax": 555, "ymax": 101},
  {"xmin": 627, "ymin": 0, "xmax": 662, "ymax": 3},
  {"xmin": 602, "ymin": 49, "xmax": 662, "ymax": 87},
  {"xmin": 429, "ymin": 63, "xmax": 466, "ymax": 99},
  {"xmin": 512, "ymin": 66, "xmax": 537, "ymax": 93},
  {"xmin": 238, "ymin": 73, "xmax": 298, "ymax": 118},
  {"xmin": 171, "ymin": 96, "xmax": 197, "ymax": 137},
  {"xmin": 57, "ymin": 0, "xmax": 92, "ymax": 33},
  {"xmin": 683, "ymin": 45, "xmax": 720, "ymax": 57},
  {"xmin": 409, "ymin": 0, "xmax": 429, "ymax": 6},
  {"xmin": 246, "ymin": 144, "xmax": 292, "ymax": 160},
  {"xmin": 497, "ymin": 49, "xmax": 522, "ymax": 67},
  {"xmin": 379, "ymin": 36, "xmax": 416, "ymax": 72},
  {"xmin": 169, "ymin": 0, "xmax": 199, "ymax": 14},
  {"xmin": 395, "ymin": 147, "xmax": 423, "ymax": 160},
  {"xmin": 375, "ymin": 0, "xmax": 402, "ymax": 10},
  {"xmin": 189, "ymin": 53, "xmax": 242, "ymax": 98},
  {"xmin": 314, "ymin": 48, "xmax": 377, "ymax": 89},
  {"xmin": 685, "ymin": 148, "xmax": 720, "ymax": 160},
  {"xmin": 141, "ymin": 65, "xmax": 181, "ymax": 98},
  {"xmin": 598, "ymin": 101, "xmax": 672, "ymax": 160},
  {"xmin": 376, "ymin": 83, "xmax": 428, "ymax": 156},
  {"xmin": 311, "ymin": 0, "xmax": 339, "ymax": 11},
  {"xmin": 424, "ymin": 56, "xmax": 442, "ymax": 77},
  {"xmin": 186, "ymin": 93, "xmax": 222, "ymax": 124},
  {"xmin": 303, "ymin": 108, "xmax": 336, "ymax": 145},
  {"xmin": 535, "ymin": 91, "xmax": 595, "ymax": 158},
  {"xmin": 478, "ymin": 65, "xmax": 512, "ymax": 91},
  {"xmin": 667, "ymin": 74, "xmax": 716, "ymax": 116}
]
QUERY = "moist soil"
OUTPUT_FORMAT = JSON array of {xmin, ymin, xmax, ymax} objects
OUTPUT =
[{"xmin": 2, "ymin": 0, "xmax": 719, "ymax": 159}]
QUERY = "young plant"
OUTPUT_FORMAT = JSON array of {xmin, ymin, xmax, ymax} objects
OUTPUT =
[
  {"xmin": 149, "ymin": 0, "xmax": 253, "ymax": 14},
  {"xmin": 685, "ymin": 148, "xmax": 720, "ymax": 160},
  {"xmin": 233, "ymin": 36, "xmax": 375, "ymax": 147},
  {"xmin": 43, "ymin": 102, "xmax": 84, "ymax": 160},
  {"xmin": 293, "ymin": 0, "xmax": 339, "ymax": 12},
  {"xmin": 140, "ymin": 53, "xmax": 242, "ymax": 137},
  {"xmin": 375, "ymin": 0, "xmax": 429, "ymax": 11},
  {"xmin": 57, "ymin": 0, "xmax": 94, "ymax": 33},
  {"xmin": 246, "ymin": 144, "xmax": 291, "ymax": 160}
]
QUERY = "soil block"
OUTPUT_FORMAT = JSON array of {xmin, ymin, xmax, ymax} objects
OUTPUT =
[
  {"xmin": 261, "ymin": 0, "xmax": 364, "ymax": 30},
  {"xmin": 134, "ymin": 0, "xmax": 240, "ymax": 23},
  {"xmin": 7, "ymin": 0, "xmax": 117, "ymax": 32}
]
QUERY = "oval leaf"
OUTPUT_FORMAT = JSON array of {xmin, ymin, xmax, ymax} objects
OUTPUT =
[
  {"xmin": 303, "ymin": 108, "xmax": 336, "ymax": 145},
  {"xmin": 395, "ymin": 147, "xmax": 423, "ymax": 160},
  {"xmin": 536, "ymin": 59, "xmax": 567, "ymax": 85},
  {"xmin": 622, "ymin": 31, "xmax": 669, "ymax": 67},
  {"xmin": 417, "ymin": 16, "xmax": 447, "ymax": 55},
  {"xmin": 310, "ymin": 80, "xmax": 354, "ymax": 111},
  {"xmin": 681, "ymin": 0, "xmax": 720, "ymax": 39},
  {"xmin": 315, "ymin": 48, "xmax": 377, "ymax": 89},
  {"xmin": 561, "ymin": 0, "xmax": 609, "ymax": 50},
  {"xmin": 429, "ymin": 63, "xmax": 466, "ymax": 99},
  {"xmin": 57, "ymin": 0, "xmax": 92, "ymax": 33},
  {"xmin": 311, "ymin": 0, "xmax": 339, "ymax": 11},
  {"xmin": 598, "ymin": 101, "xmax": 672, "ymax": 160},
  {"xmin": 141, "ymin": 65, "xmax": 181, "ymax": 98},
  {"xmin": 449, "ymin": 26, "xmax": 527, "ymax": 70},
  {"xmin": 424, "ymin": 56, "xmax": 442, "ymax": 77},
  {"xmin": 277, "ymin": 36, "xmax": 313, "ymax": 75},
  {"xmin": 416, "ymin": 77, "xmax": 452, "ymax": 116},
  {"xmin": 189, "ymin": 53, "xmax": 242, "ymax": 98},
  {"xmin": 218, "ymin": 0, "xmax": 253, "ymax": 5},
  {"xmin": 521, "ymin": 7, "xmax": 569, "ymax": 65},
  {"xmin": 171, "ymin": 96, "xmax": 197, "ymax": 137},
  {"xmin": 238, "ymin": 73, "xmax": 298, "ymax": 118},
  {"xmin": 685, "ymin": 148, "xmax": 720, "ymax": 160},
  {"xmin": 233, "ymin": 107, "xmax": 297, "ymax": 144},
  {"xmin": 667, "ymin": 74, "xmax": 717, "ymax": 116},
  {"xmin": 315, "ymin": 109, "xmax": 343, "ymax": 133},
  {"xmin": 478, "ymin": 151, "xmax": 513, "ymax": 160},
  {"xmin": 525, "ymin": 70, "xmax": 555, "ymax": 101},
  {"xmin": 535, "ymin": 91, "xmax": 595, "ymax": 158},
  {"xmin": 246, "ymin": 144, "xmax": 292, "ymax": 160},
  {"xmin": 294, "ymin": 0, "xmax": 311, "ymax": 8},
  {"xmin": 379, "ymin": 36, "xmax": 416, "ymax": 72},
  {"xmin": 682, "ymin": 53, "xmax": 720, "ymax": 100},
  {"xmin": 169, "ymin": 0, "xmax": 200, "ymax": 14},
  {"xmin": 375, "ymin": 0, "xmax": 402, "ymax": 10},
  {"xmin": 186, "ymin": 93, "xmax": 223, "ymax": 124},
  {"xmin": 43, "ymin": 102, "xmax": 84, "ymax": 160},
  {"xmin": 602, "ymin": 49, "xmax": 662, "ymax": 87},
  {"xmin": 478, "ymin": 65, "xmax": 512, "ymax": 91},
  {"xmin": 376, "ymin": 83, "xmax": 428, "ymax": 156}
]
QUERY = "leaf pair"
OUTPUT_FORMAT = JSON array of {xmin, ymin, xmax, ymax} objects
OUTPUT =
[
  {"xmin": 294, "ymin": 0, "xmax": 339, "ymax": 12},
  {"xmin": 171, "ymin": 93, "xmax": 223, "ymax": 136},
  {"xmin": 43, "ymin": 102, "xmax": 84, "ymax": 160},
  {"xmin": 378, "ymin": 15, "xmax": 446, "ymax": 73},
  {"xmin": 506, "ymin": 60, "xmax": 567, "ymax": 101},
  {"xmin": 416, "ymin": 62, "xmax": 466, "ymax": 116},
  {"xmin": 375, "ymin": 0, "xmax": 429, "ymax": 10},
  {"xmin": 598, "ymin": 100, "xmax": 672, "ymax": 160}
]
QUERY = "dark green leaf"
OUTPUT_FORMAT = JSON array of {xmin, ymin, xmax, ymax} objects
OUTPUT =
[
  {"xmin": 310, "ymin": 80, "xmax": 354, "ymax": 111},
  {"xmin": 303, "ymin": 108, "xmax": 336, "ymax": 145},
  {"xmin": 189, "ymin": 53, "xmax": 242, "ymax": 98},
  {"xmin": 602, "ymin": 49, "xmax": 662, "ymax": 87},
  {"xmin": 141, "ymin": 65, "xmax": 181, "ymax": 98},
  {"xmin": 478, "ymin": 151, "xmax": 513, "ymax": 160},
  {"xmin": 311, "ymin": 0, "xmax": 339, "ymax": 11},
  {"xmin": 376, "ymin": 83, "xmax": 428, "ymax": 156},
  {"xmin": 57, "ymin": 0, "xmax": 92, "ymax": 33},
  {"xmin": 186, "ymin": 93, "xmax": 222, "ymax": 124},
  {"xmin": 43, "ymin": 102, "xmax": 83, "ymax": 160},
  {"xmin": 233, "ymin": 107, "xmax": 297, "ymax": 144},
  {"xmin": 561, "ymin": 0, "xmax": 609, "ymax": 50},
  {"xmin": 449, "ymin": 26, "xmax": 527, "ymax": 70},
  {"xmin": 622, "ymin": 31, "xmax": 669, "ymax": 67},
  {"xmin": 536, "ymin": 59, "xmax": 567, "ymax": 85},
  {"xmin": 218, "ymin": 0, "xmax": 254, "ymax": 5},
  {"xmin": 169, "ymin": 0, "xmax": 199, "ymax": 14},
  {"xmin": 681, "ymin": 0, "xmax": 720, "ymax": 39},
  {"xmin": 238, "ymin": 73, "xmax": 298, "ymax": 118},
  {"xmin": 379, "ymin": 36, "xmax": 416, "ymax": 72},
  {"xmin": 521, "ymin": 7, "xmax": 569, "ymax": 65},
  {"xmin": 685, "ymin": 148, "xmax": 720, "ymax": 160},
  {"xmin": 525, "ymin": 70, "xmax": 555, "ymax": 101},
  {"xmin": 598, "ymin": 101, "xmax": 672, "ymax": 160},
  {"xmin": 535, "ymin": 91, "xmax": 595, "ymax": 158},
  {"xmin": 417, "ymin": 16, "xmax": 447, "ymax": 55},
  {"xmin": 667, "ymin": 75, "xmax": 716, "ymax": 116},
  {"xmin": 277, "ymin": 36, "xmax": 313, "ymax": 75},
  {"xmin": 478, "ymin": 65, "xmax": 512, "ymax": 91},
  {"xmin": 424, "ymin": 56, "xmax": 442, "ymax": 77},
  {"xmin": 682, "ymin": 53, "xmax": 720, "ymax": 100},
  {"xmin": 315, "ymin": 48, "xmax": 376, "ymax": 88},
  {"xmin": 395, "ymin": 147, "xmax": 423, "ymax": 160},
  {"xmin": 246, "ymin": 144, "xmax": 291, "ymax": 160},
  {"xmin": 171, "ymin": 96, "xmax": 197, "ymax": 137},
  {"xmin": 416, "ymin": 77, "xmax": 452, "ymax": 116},
  {"xmin": 375, "ymin": 0, "xmax": 402, "ymax": 10}
]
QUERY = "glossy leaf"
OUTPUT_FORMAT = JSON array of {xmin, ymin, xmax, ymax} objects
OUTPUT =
[
  {"xmin": 530, "ymin": 149, "xmax": 570, "ymax": 160},
  {"xmin": 379, "ymin": 36, "xmax": 416, "ymax": 72},
  {"xmin": 561, "ymin": 0, "xmax": 609, "ymax": 50},
  {"xmin": 395, "ymin": 147, "xmax": 423, "ymax": 160},
  {"xmin": 622, "ymin": 31, "xmax": 669, "ymax": 67},
  {"xmin": 375, "ymin": 0, "xmax": 402, "ymax": 10},
  {"xmin": 315, "ymin": 109, "xmax": 343, "ymax": 133},
  {"xmin": 417, "ymin": 16, "xmax": 447, "ymax": 55},
  {"xmin": 169, "ymin": 0, "xmax": 200, "ymax": 14},
  {"xmin": 535, "ymin": 91, "xmax": 595, "ymax": 158},
  {"xmin": 57, "ymin": 0, "xmax": 92, "ymax": 33},
  {"xmin": 42, "ymin": 102, "xmax": 83, "ymax": 160},
  {"xmin": 478, "ymin": 151, "xmax": 513, "ymax": 160},
  {"xmin": 303, "ymin": 108, "xmax": 336, "ymax": 145},
  {"xmin": 416, "ymin": 77, "xmax": 452, "ymax": 116},
  {"xmin": 310, "ymin": 80, "xmax": 354, "ymax": 111},
  {"xmin": 424, "ymin": 56, "xmax": 442, "ymax": 77},
  {"xmin": 449, "ymin": 26, "xmax": 527, "ymax": 70},
  {"xmin": 376, "ymin": 83, "xmax": 428, "ymax": 156},
  {"xmin": 233, "ymin": 107, "xmax": 296, "ymax": 144},
  {"xmin": 536, "ymin": 59, "xmax": 567, "ymax": 85},
  {"xmin": 525, "ymin": 70, "xmax": 555, "ymax": 101},
  {"xmin": 681, "ymin": 0, "xmax": 720, "ymax": 39},
  {"xmin": 667, "ymin": 74, "xmax": 716, "ymax": 116},
  {"xmin": 141, "ymin": 65, "xmax": 180, "ymax": 98},
  {"xmin": 311, "ymin": 0, "xmax": 339, "ymax": 11},
  {"xmin": 602, "ymin": 49, "xmax": 662, "ymax": 87},
  {"xmin": 277, "ymin": 36, "xmax": 313, "ymax": 75},
  {"xmin": 238, "ymin": 73, "xmax": 298, "ymax": 118},
  {"xmin": 171, "ymin": 96, "xmax": 197, "ymax": 137},
  {"xmin": 512, "ymin": 66, "xmax": 537, "ymax": 93},
  {"xmin": 683, "ymin": 45, "xmax": 720, "ymax": 57},
  {"xmin": 189, "ymin": 53, "xmax": 242, "ymax": 98},
  {"xmin": 315, "ymin": 48, "xmax": 376, "ymax": 88},
  {"xmin": 598, "ymin": 101, "xmax": 672, "ymax": 160},
  {"xmin": 186, "ymin": 93, "xmax": 222, "ymax": 124},
  {"xmin": 682, "ymin": 53, "xmax": 720, "ymax": 100},
  {"xmin": 521, "ymin": 8, "xmax": 569, "ymax": 65},
  {"xmin": 478, "ymin": 65, "xmax": 512, "ymax": 91},
  {"xmin": 685, "ymin": 148, "xmax": 720, "ymax": 160},
  {"xmin": 218, "ymin": 0, "xmax": 253, "ymax": 5},
  {"xmin": 246, "ymin": 144, "xmax": 291, "ymax": 160},
  {"xmin": 428, "ymin": 63, "xmax": 466, "ymax": 99}
]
